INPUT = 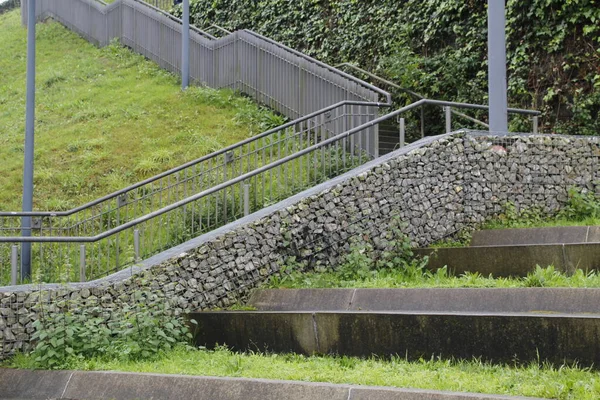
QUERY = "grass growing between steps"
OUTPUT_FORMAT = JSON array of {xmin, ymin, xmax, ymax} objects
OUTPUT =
[
  {"xmin": 266, "ymin": 264, "xmax": 600, "ymax": 289},
  {"xmin": 8, "ymin": 345, "xmax": 600, "ymax": 399},
  {"xmin": 0, "ymin": 9, "xmax": 283, "ymax": 210}
]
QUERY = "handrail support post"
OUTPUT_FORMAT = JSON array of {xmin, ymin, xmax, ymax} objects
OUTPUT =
[
  {"xmin": 399, "ymin": 117, "xmax": 406, "ymax": 148},
  {"xmin": 181, "ymin": 0, "xmax": 190, "ymax": 90},
  {"xmin": 420, "ymin": 107, "xmax": 425, "ymax": 138}
]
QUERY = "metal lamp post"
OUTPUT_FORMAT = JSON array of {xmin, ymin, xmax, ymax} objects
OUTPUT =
[
  {"xmin": 181, "ymin": 0, "xmax": 189, "ymax": 90},
  {"xmin": 21, "ymin": 0, "xmax": 36, "ymax": 280},
  {"xmin": 487, "ymin": 0, "xmax": 508, "ymax": 132}
]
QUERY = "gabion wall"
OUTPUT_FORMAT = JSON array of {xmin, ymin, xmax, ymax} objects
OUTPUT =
[{"xmin": 1, "ymin": 132, "xmax": 599, "ymax": 357}]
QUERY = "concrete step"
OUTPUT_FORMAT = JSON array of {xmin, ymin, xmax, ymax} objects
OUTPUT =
[
  {"xmin": 414, "ymin": 241, "xmax": 600, "ymax": 277},
  {"xmin": 189, "ymin": 288, "xmax": 600, "ymax": 367},
  {"xmin": 247, "ymin": 288, "xmax": 600, "ymax": 313},
  {"xmin": 0, "ymin": 369, "xmax": 545, "ymax": 400},
  {"xmin": 470, "ymin": 226, "xmax": 600, "ymax": 246}
]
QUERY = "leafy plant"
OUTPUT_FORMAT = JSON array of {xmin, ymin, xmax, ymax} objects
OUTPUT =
[
  {"xmin": 27, "ymin": 285, "xmax": 194, "ymax": 369},
  {"xmin": 267, "ymin": 215, "xmax": 430, "ymax": 287},
  {"xmin": 557, "ymin": 189, "xmax": 600, "ymax": 221},
  {"xmin": 523, "ymin": 265, "xmax": 564, "ymax": 288}
]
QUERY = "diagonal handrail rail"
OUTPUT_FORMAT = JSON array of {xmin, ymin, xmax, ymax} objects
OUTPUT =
[
  {"xmin": 242, "ymin": 33, "xmax": 392, "ymax": 105},
  {"xmin": 9, "ymin": 0, "xmax": 391, "ymax": 227},
  {"xmin": 0, "ymin": 100, "xmax": 384, "ymax": 218},
  {"xmin": 0, "ymin": 98, "xmax": 542, "ymax": 285},
  {"xmin": 132, "ymin": 0, "xmax": 217, "ymax": 40},
  {"xmin": 336, "ymin": 63, "xmax": 423, "ymax": 101}
]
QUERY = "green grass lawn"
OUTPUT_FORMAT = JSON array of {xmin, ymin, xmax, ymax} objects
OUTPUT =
[
  {"xmin": 9, "ymin": 346, "xmax": 600, "ymax": 400},
  {"xmin": 0, "ymin": 9, "xmax": 282, "ymax": 211}
]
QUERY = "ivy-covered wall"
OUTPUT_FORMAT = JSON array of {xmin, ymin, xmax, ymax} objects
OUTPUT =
[{"xmin": 174, "ymin": 0, "xmax": 600, "ymax": 135}]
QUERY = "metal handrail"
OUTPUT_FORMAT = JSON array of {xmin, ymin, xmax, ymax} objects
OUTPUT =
[
  {"xmin": 135, "ymin": 2, "xmax": 391, "ymax": 103},
  {"xmin": 134, "ymin": 0, "xmax": 217, "ymax": 40},
  {"xmin": 244, "ymin": 32, "xmax": 392, "ymax": 105},
  {"xmin": 0, "ymin": 100, "xmax": 384, "ymax": 218},
  {"xmin": 336, "ymin": 63, "xmax": 423, "ymax": 100},
  {"xmin": 207, "ymin": 24, "xmax": 231, "ymax": 35},
  {"xmin": 16, "ymin": 0, "xmax": 392, "ymax": 220},
  {"xmin": 335, "ymin": 63, "xmax": 541, "ymax": 127},
  {"xmin": 0, "ymin": 98, "xmax": 541, "ymax": 244}
]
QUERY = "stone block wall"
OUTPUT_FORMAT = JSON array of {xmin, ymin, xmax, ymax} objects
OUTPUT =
[{"xmin": 1, "ymin": 132, "xmax": 598, "ymax": 356}]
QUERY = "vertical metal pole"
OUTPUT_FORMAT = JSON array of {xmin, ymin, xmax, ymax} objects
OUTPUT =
[
  {"xmin": 445, "ymin": 106, "xmax": 452, "ymax": 133},
  {"xmin": 532, "ymin": 116, "xmax": 539, "ymax": 134},
  {"xmin": 21, "ymin": 0, "xmax": 36, "ymax": 281},
  {"xmin": 488, "ymin": 0, "xmax": 508, "ymax": 132},
  {"xmin": 420, "ymin": 106, "xmax": 425, "ymax": 138},
  {"xmin": 11, "ymin": 245, "xmax": 18, "ymax": 285},
  {"xmin": 243, "ymin": 183, "xmax": 250, "ymax": 216},
  {"xmin": 134, "ymin": 229, "xmax": 140, "ymax": 261},
  {"xmin": 181, "ymin": 0, "xmax": 190, "ymax": 90},
  {"xmin": 79, "ymin": 244, "xmax": 86, "ymax": 283},
  {"xmin": 399, "ymin": 117, "xmax": 405, "ymax": 148}
]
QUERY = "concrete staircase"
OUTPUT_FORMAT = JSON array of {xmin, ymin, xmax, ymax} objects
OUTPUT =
[
  {"xmin": 416, "ymin": 226, "xmax": 600, "ymax": 276},
  {"xmin": 189, "ymin": 225, "xmax": 600, "ymax": 367},
  {"xmin": 190, "ymin": 287, "xmax": 600, "ymax": 366}
]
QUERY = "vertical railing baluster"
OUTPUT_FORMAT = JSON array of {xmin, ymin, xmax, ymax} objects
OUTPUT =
[
  {"xmin": 399, "ymin": 117, "xmax": 406, "ymax": 148},
  {"xmin": 79, "ymin": 244, "xmax": 86, "ymax": 283},
  {"xmin": 134, "ymin": 229, "xmax": 140, "ymax": 262},
  {"xmin": 11, "ymin": 245, "xmax": 18, "ymax": 285},
  {"xmin": 243, "ymin": 183, "xmax": 250, "ymax": 216},
  {"xmin": 445, "ymin": 106, "xmax": 452, "ymax": 133}
]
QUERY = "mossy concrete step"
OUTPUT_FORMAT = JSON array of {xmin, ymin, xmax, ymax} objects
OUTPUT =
[
  {"xmin": 470, "ymin": 226, "xmax": 600, "ymax": 246},
  {"xmin": 189, "ymin": 288, "xmax": 600, "ymax": 367},
  {"xmin": 415, "ymin": 242, "xmax": 600, "ymax": 276},
  {"xmin": 190, "ymin": 310, "xmax": 600, "ymax": 367},
  {"xmin": 247, "ymin": 288, "xmax": 600, "ymax": 313}
]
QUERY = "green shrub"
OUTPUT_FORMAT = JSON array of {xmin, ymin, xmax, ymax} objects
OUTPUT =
[
  {"xmin": 26, "ymin": 286, "xmax": 193, "ymax": 369},
  {"xmin": 558, "ymin": 189, "xmax": 600, "ymax": 221}
]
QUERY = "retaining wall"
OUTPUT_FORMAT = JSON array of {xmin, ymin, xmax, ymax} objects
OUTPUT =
[{"xmin": 1, "ymin": 132, "xmax": 599, "ymax": 356}]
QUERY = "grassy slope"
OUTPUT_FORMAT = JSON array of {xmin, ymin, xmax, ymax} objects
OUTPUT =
[
  {"xmin": 10, "ymin": 346, "xmax": 598, "ymax": 400},
  {"xmin": 0, "ymin": 10, "xmax": 280, "ymax": 210}
]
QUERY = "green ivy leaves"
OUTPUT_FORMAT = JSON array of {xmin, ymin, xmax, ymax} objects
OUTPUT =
[{"xmin": 172, "ymin": 0, "xmax": 599, "ymax": 135}]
